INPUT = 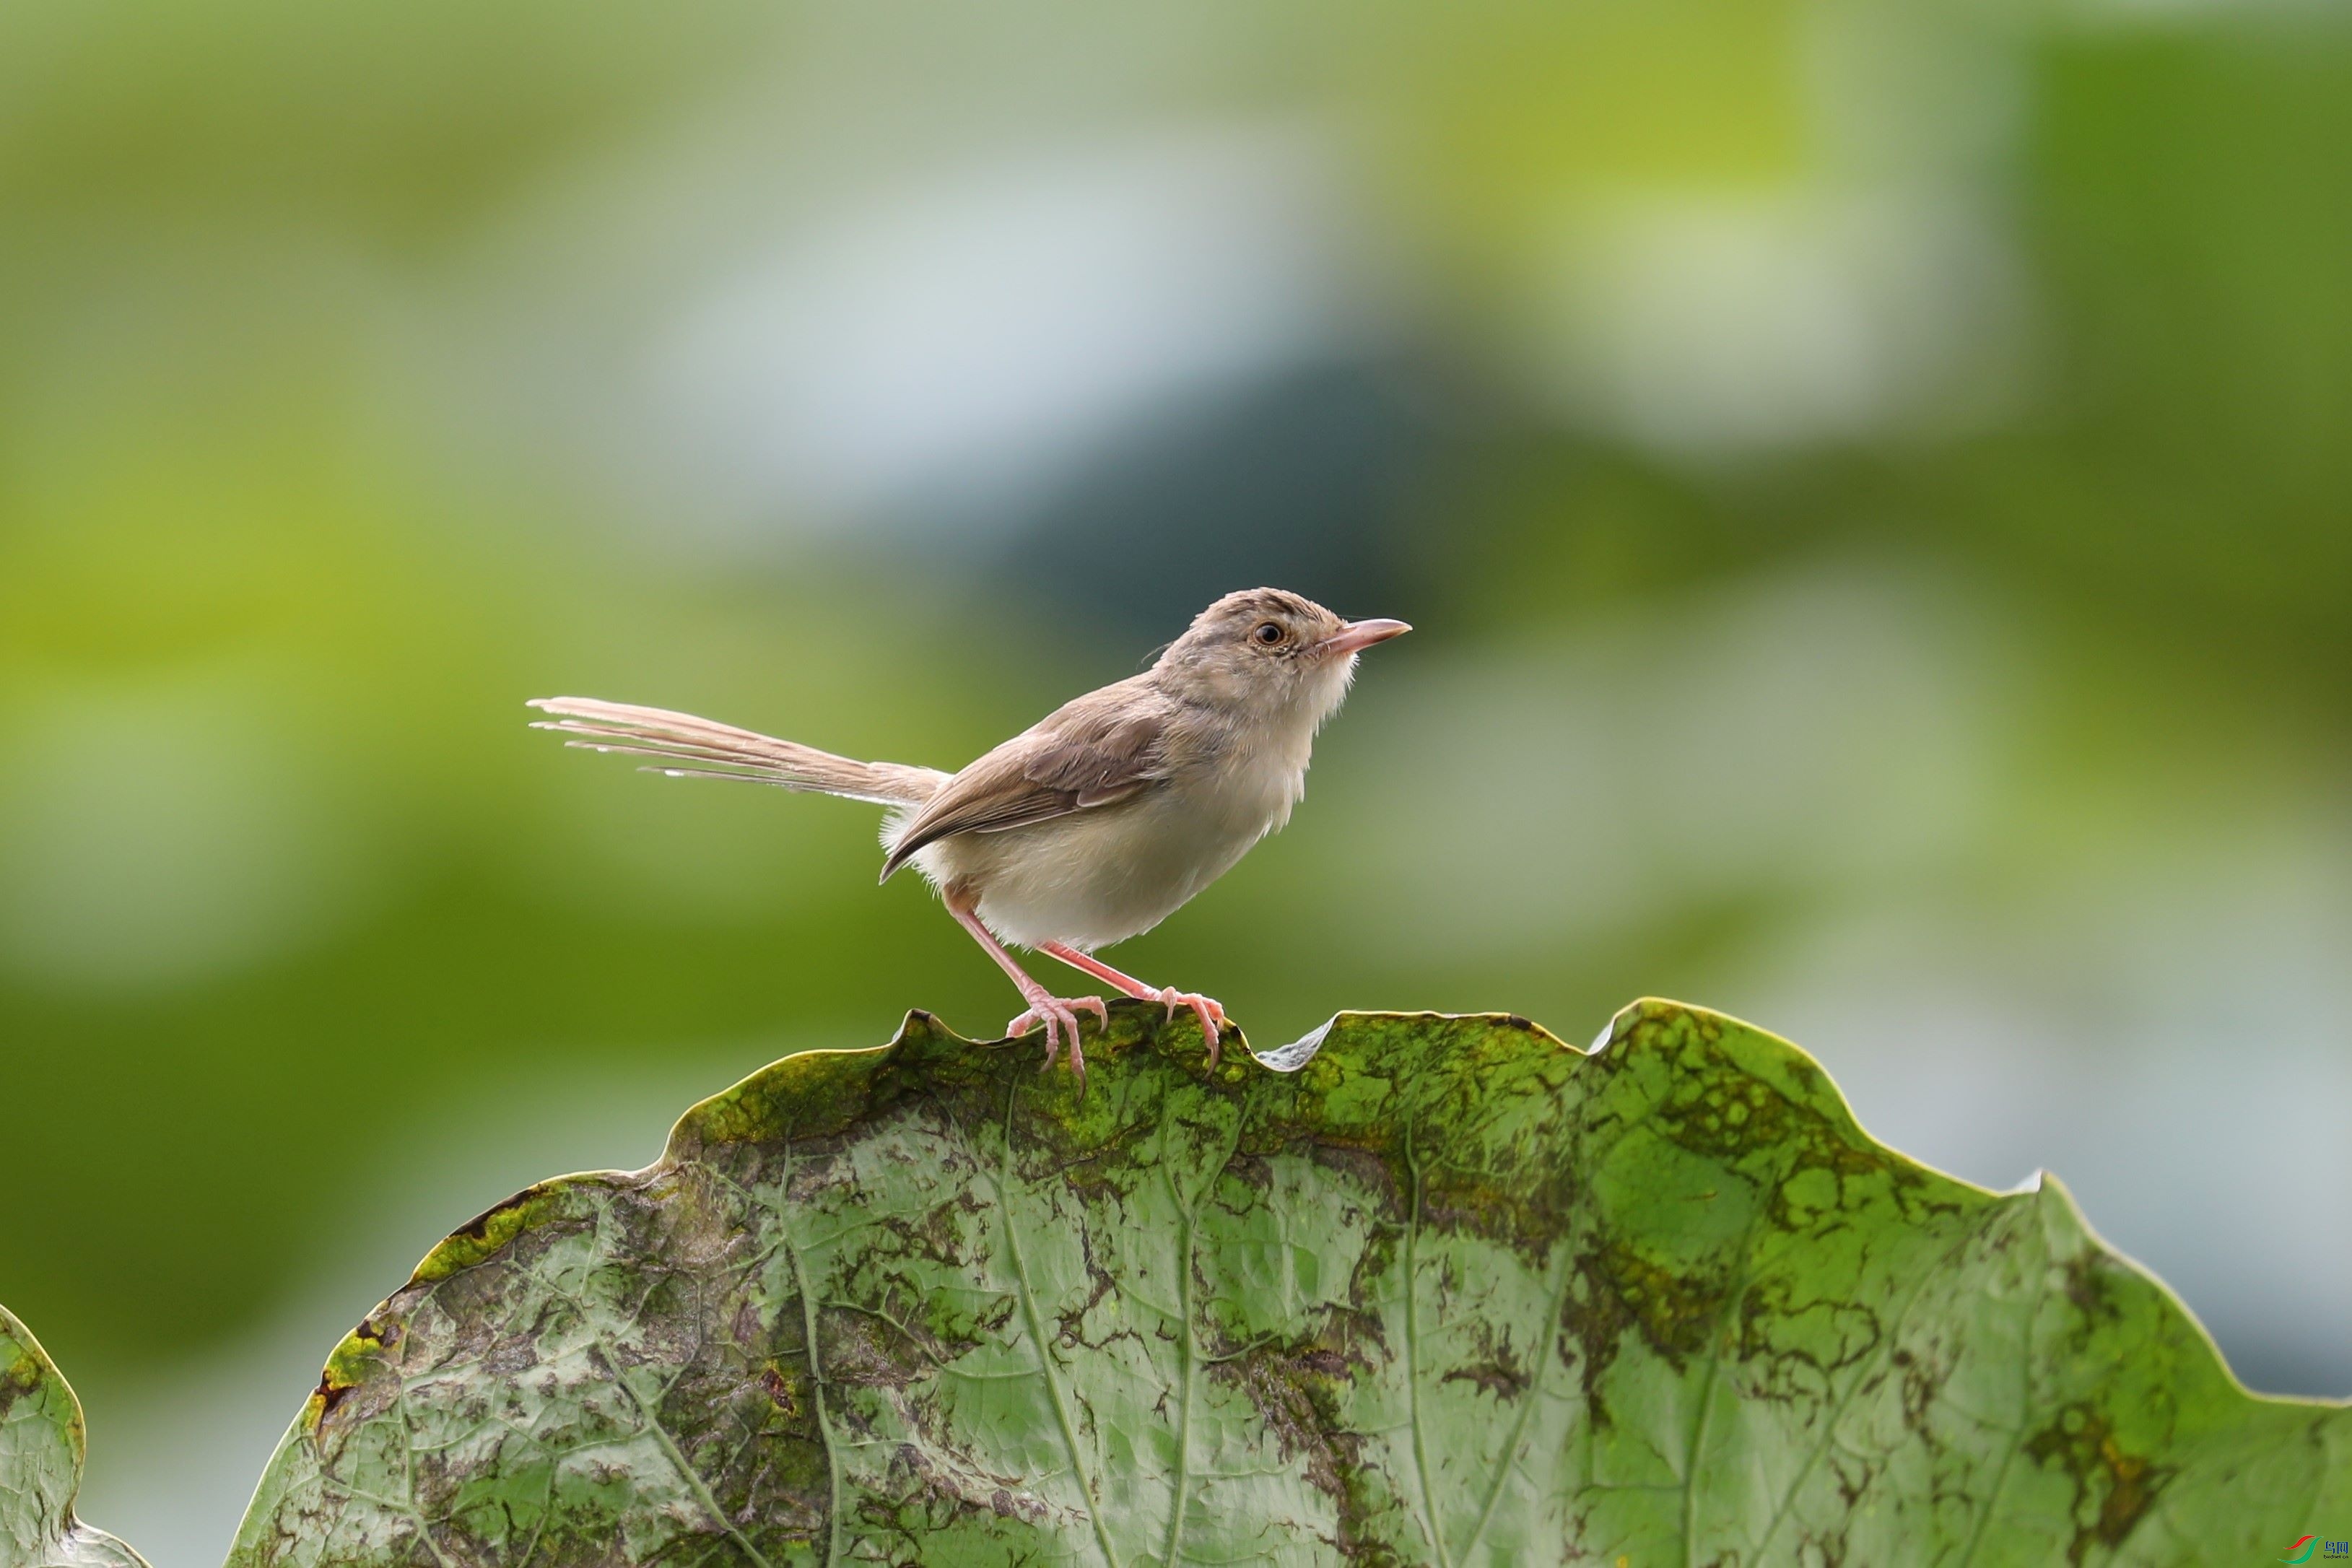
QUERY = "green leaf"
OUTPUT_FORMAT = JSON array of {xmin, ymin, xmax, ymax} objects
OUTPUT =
[
  {"xmin": 0, "ymin": 1305, "xmax": 149, "ymax": 1568},
  {"xmin": 230, "ymin": 1000, "xmax": 2350, "ymax": 1565}
]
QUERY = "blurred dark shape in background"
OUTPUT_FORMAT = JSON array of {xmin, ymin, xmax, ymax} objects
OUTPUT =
[
  {"xmin": 1005, "ymin": 360, "xmax": 1437, "ymax": 648},
  {"xmin": 1, "ymin": 4, "xmax": 2348, "ymax": 1559}
]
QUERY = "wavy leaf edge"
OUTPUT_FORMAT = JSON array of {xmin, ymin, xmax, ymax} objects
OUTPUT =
[{"xmin": 233, "ymin": 998, "xmax": 2351, "ymax": 1567}]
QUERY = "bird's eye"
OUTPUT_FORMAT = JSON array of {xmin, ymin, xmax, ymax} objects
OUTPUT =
[{"xmin": 1253, "ymin": 622, "xmax": 1286, "ymax": 645}]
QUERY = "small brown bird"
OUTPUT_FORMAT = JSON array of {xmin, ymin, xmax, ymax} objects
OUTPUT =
[{"xmin": 530, "ymin": 588, "xmax": 1408, "ymax": 1084}]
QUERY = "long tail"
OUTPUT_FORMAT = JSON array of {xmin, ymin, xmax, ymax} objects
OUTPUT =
[{"xmin": 528, "ymin": 697, "xmax": 946, "ymax": 806}]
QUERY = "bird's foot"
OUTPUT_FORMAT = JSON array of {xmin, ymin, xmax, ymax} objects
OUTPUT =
[
  {"xmin": 1005, "ymin": 993, "xmax": 1110, "ymax": 1089},
  {"xmin": 1153, "ymin": 989, "xmax": 1231, "ymax": 1068}
]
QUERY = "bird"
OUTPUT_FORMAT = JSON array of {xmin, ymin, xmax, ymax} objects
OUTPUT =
[{"xmin": 528, "ymin": 588, "xmax": 1409, "ymax": 1086}]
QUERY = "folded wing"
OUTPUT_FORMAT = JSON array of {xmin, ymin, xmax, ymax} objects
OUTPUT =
[{"xmin": 879, "ymin": 689, "xmax": 1170, "ymax": 882}]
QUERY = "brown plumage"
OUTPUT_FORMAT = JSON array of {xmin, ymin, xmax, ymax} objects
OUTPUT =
[
  {"xmin": 878, "ymin": 677, "xmax": 1174, "ymax": 881},
  {"xmin": 530, "ymin": 588, "xmax": 1410, "ymax": 1087},
  {"xmin": 528, "ymin": 695, "xmax": 946, "ymax": 805}
]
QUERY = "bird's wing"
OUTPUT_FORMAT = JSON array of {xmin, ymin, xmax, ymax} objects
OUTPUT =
[{"xmin": 879, "ymin": 684, "xmax": 1172, "ymax": 881}]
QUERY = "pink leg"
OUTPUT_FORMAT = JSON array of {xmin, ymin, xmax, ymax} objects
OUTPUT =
[
  {"xmin": 944, "ymin": 892, "xmax": 1107, "ymax": 1086},
  {"xmin": 1037, "ymin": 942, "xmax": 1230, "ymax": 1068}
]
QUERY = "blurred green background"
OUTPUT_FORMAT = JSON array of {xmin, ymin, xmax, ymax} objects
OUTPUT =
[{"xmin": 3, "ymin": 1, "xmax": 2348, "ymax": 1557}]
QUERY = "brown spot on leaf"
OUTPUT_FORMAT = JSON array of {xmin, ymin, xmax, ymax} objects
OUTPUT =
[
  {"xmin": 313, "ymin": 1372, "xmax": 356, "ymax": 1421},
  {"xmin": 2025, "ymin": 1403, "xmax": 2170, "ymax": 1564}
]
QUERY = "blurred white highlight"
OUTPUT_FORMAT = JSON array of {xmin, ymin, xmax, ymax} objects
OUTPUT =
[{"xmin": 643, "ymin": 127, "xmax": 1367, "ymax": 533}]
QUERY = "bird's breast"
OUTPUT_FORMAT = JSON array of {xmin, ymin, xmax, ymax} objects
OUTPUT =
[{"xmin": 928, "ymin": 754, "xmax": 1307, "ymax": 951}]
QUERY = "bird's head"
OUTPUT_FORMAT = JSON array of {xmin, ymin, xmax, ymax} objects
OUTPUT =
[{"xmin": 1154, "ymin": 588, "xmax": 1411, "ymax": 728}]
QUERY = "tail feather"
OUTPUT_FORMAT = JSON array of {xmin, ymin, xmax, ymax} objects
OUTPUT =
[{"xmin": 528, "ymin": 697, "xmax": 946, "ymax": 806}]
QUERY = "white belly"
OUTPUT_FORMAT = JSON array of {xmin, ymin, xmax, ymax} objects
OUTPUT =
[{"xmin": 913, "ymin": 764, "xmax": 1299, "ymax": 950}]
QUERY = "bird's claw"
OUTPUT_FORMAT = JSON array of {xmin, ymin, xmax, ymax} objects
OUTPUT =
[
  {"xmin": 1154, "ymin": 988, "xmax": 1230, "ymax": 1068},
  {"xmin": 1006, "ymin": 994, "xmax": 1110, "ymax": 1090}
]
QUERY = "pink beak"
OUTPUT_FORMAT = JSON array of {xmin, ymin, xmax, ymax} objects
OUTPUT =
[{"xmin": 1317, "ymin": 617, "xmax": 1413, "ymax": 658}]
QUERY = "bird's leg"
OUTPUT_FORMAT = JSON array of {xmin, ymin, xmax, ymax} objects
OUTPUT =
[
  {"xmin": 1037, "ymin": 942, "xmax": 1230, "ymax": 1068},
  {"xmin": 943, "ymin": 890, "xmax": 1107, "ymax": 1086}
]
